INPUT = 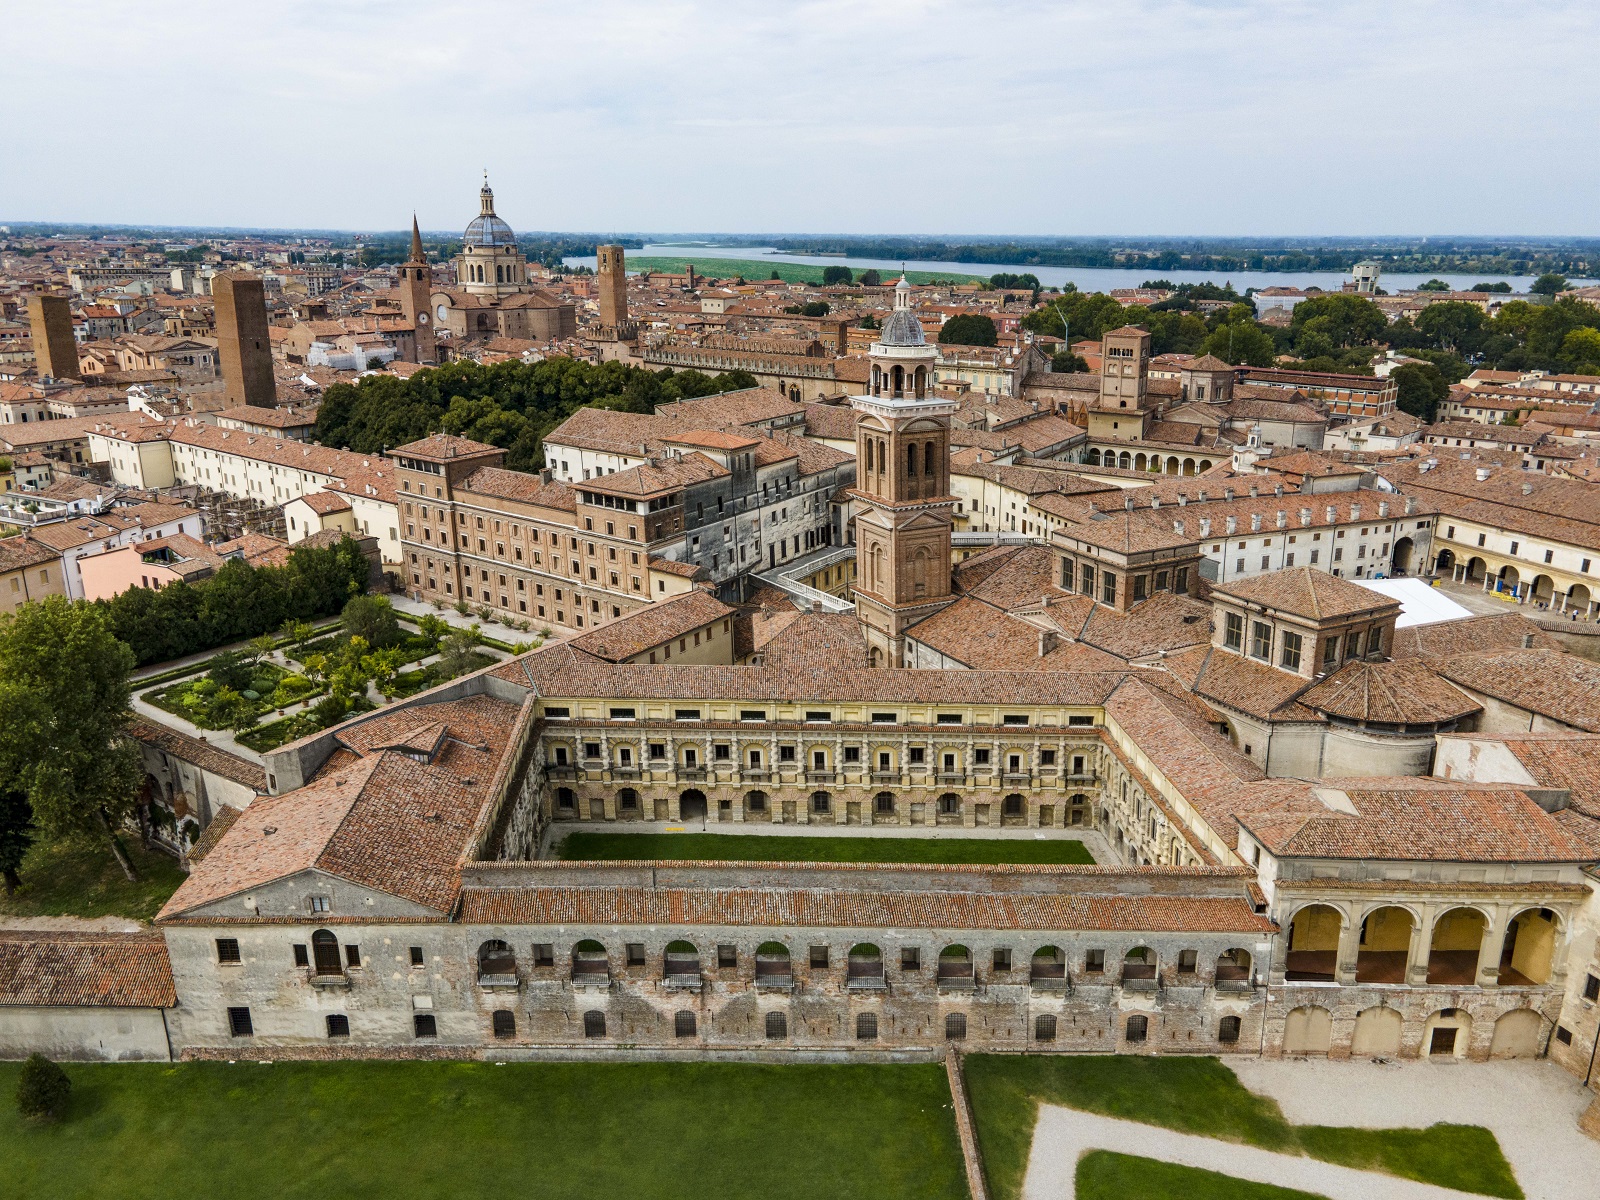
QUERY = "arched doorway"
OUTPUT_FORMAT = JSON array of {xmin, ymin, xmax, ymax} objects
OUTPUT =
[
  {"xmin": 1183, "ymin": 457, "xmax": 1197, "ymax": 475},
  {"xmin": 679, "ymin": 789, "xmax": 707, "ymax": 820},
  {"xmin": 1351, "ymin": 1006, "xmax": 1403, "ymax": 1056},
  {"xmin": 1118, "ymin": 451, "xmax": 1131, "ymax": 470},
  {"xmin": 1466, "ymin": 556, "xmax": 1487, "ymax": 582},
  {"xmin": 1392, "ymin": 537, "xmax": 1414, "ymax": 575},
  {"xmin": 1435, "ymin": 547, "xmax": 1455, "ymax": 575},
  {"xmin": 1426, "ymin": 907, "xmax": 1487, "ymax": 986},
  {"xmin": 1087, "ymin": 448, "xmax": 1102, "ymax": 466},
  {"xmin": 1568, "ymin": 583, "xmax": 1592, "ymax": 614},
  {"xmin": 1490, "ymin": 1009, "xmax": 1542, "ymax": 1058},
  {"xmin": 1356, "ymin": 906, "xmax": 1414, "ymax": 984},
  {"xmin": 1497, "ymin": 564, "xmax": 1520, "ymax": 596},
  {"xmin": 1166, "ymin": 456, "xmax": 1180, "ymax": 474},
  {"xmin": 1500, "ymin": 908, "xmax": 1559, "ymax": 985},
  {"xmin": 1531, "ymin": 574, "xmax": 1555, "ymax": 605},
  {"xmin": 1286, "ymin": 905, "xmax": 1342, "ymax": 982},
  {"xmin": 1283, "ymin": 1006, "xmax": 1332, "ymax": 1055}
]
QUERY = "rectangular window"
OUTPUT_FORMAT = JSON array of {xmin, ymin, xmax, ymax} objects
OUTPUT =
[
  {"xmin": 1323, "ymin": 635, "xmax": 1339, "ymax": 667},
  {"xmin": 992, "ymin": 948, "xmax": 1012, "ymax": 972},
  {"xmin": 674, "ymin": 708, "xmax": 701, "ymax": 721},
  {"xmin": 609, "ymin": 707, "xmax": 635, "ymax": 720},
  {"xmin": 413, "ymin": 1014, "xmax": 437, "ymax": 1038},
  {"xmin": 1132, "ymin": 574, "xmax": 1147, "ymax": 602},
  {"xmin": 739, "ymin": 709, "xmax": 766, "ymax": 722},
  {"xmin": 843, "ymin": 746, "xmax": 861, "ymax": 764},
  {"xmin": 1003, "ymin": 714, "xmax": 1029, "ymax": 726},
  {"xmin": 326, "ymin": 1014, "xmax": 350, "ymax": 1038},
  {"xmin": 717, "ymin": 945, "xmax": 737, "ymax": 969},
  {"xmin": 344, "ymin": 945, "xmax": 361, "ymax": 968},
  {"xmin": 228, "ymin": 1007, "xmax": 254, "ymax": 1037},
  {"xmin": 293, "ymin": 944, "xmax": 309, "ymax": 967},
  {"xmin": 1080, "ymin": 562, "xmax": 1095, "ymax": 594},
  {"xmin": 410, "ymin": 946, "xmax": 425, "ymax": 967},
  {"xmin": 805, "ymin": 711, "xmax": 832, "ymax": 723},
  {"xmin": 1174, "ymin": 567, "xmax": 1188, "ymax": 593},
  {"xmin": 626, "ymin": 943, "xmax": 646, "ymax": 967},
  {"xmin": 1251, "ymin": 622, "xmax": 1272, "ymax": 660},
  {"xmin": 1556, "ymin": 1025, "xmax": 1573, "ymax": 1046},
  {"xmin": 974, "ymin": 748, "xmax": 991, "ymax": 766},
  {"xmin": 936, "ymin": 713, "xmax": 962, "ymax": 725},
  {"xmin": 533, "ymin": 944, "xmax": 555, "ymax": 968},
  {"xmin": 809, "ymin": 946, "xmax": 830, "ymax": 969},
  {"xmin": 901, "ymin": 947, "xmax": 921, "ymax": 971},
  {"xmin": 1224, "ymin": 612, "xmax": 1243, "ymax": 651},
  {"xmin": 215, "ymin": 938, "xmax": 241, "ymax": 964},
  {"xmin": 1584, "ymin": 974, "xmax": 1599, "ymax": 1002},
  {"xmin": 1281, "ymin": 630, "xmax": 1303, "ymax": 671},
  {"xmin": 870, "ymin": 712, "xmax": 896, "ymax": 724},
  {"xmin": 1101, "ymin": 571, "xmax": 1117, "ymax": 604},
  {"xmin": 1084, "ymin": 949, "xmax": 1105, "ymax": 975}
]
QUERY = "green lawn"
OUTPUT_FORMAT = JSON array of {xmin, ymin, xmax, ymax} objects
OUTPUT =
[
  {"xmin": 964, "ymin": 1055, "xmax": 1522, "ymax": 1200},
  {"xmin": 626, "ymin": 255, "xmax": 986, "ymax": 286},
  {"xmin": 1076, "ymin": 1152, "xmax": 1330, "ymax": 1200},
  {"xmin": 0, "ymin": 1060, "xmax": 967, "ymax": 1200},
  {"xmin": 0, "ymin": 837, "xmax": 185, "ymax": 921},
  {"xmin": 557, "ymin": 831, "xmax": 1095, "ymax": 865}
]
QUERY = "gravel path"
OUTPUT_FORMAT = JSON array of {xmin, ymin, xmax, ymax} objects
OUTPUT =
[
  {"xmin": 1232, "ymin": 1057, "xmax": 1600, "ymax": 1200},
  {"xmin": 1023, "ymin": 1105, "xmax": 1483, "ymax": 1200}
]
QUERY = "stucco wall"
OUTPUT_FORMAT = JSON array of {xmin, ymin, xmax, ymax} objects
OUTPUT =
[{"xmin": 0, "ymin": 1006, "xmax": 169, "ymax": 1061}]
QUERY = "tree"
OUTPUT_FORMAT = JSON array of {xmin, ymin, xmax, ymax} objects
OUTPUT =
[
  {"xmin": 1561, "ymin": 326, "xmax": 1600, "ymax": 374},
  {"xmin": 437, "ymin": 628, "xmax": 482, "ymax": 679},
  {"xmin": 990, "ymin": 272, "xmax": 1041, "ymax": 291},
  {"xmin": 1531, "ymin": 273, "xmax": 1567, "ymax": 296},
  {"xmin": 799, "ymin": 301, "xmax": 830, "ymax": 317},
  {"xmin": 247, "ymin": 633, "xmax": 277, "ymax": 665},
  {"xmin": 1417, "ymin": 278, "xmax": 1451, "ymax": 292},
  {"xmin": 1416, "ymin": 301, "xmax": 1487, "ymax": 353},
  {"xmin": 939, "ymin": 314, "xmax": 997, "ymax": 346},
  {"xmin": 281, "ymin": 618, "xmax": 315, "ymax": 653},
  {"xmin": 416, "ymin": 613, "xmax": 449, "ymax": 646},
  {"xmin": 859, "ymin": 269, "xmax": 882, "ymax": 287},
  {"xmin": 16, "ymin": 1054, "xmax": 70, "ymax": 1121},
  {"xmin": 1468, "ymin": 282, "xmax": 1512, "ymax": 293},
  {"xmin": 0, "ymin": 785, "xmax": 34, "ymax": 895},
  {"xmin": 340, "ymin": 594, "xmax": 401, "ymax": 650},
  {"xmin": 1290, "ymin": 294, "xmax": 1387, "ymax": 350},
  {"xmin": 859, "ymin": 314, "xmax": 879, "ymax": 329},
  {"xmin": 1051, "ymin": 351, "xmax": 1088, "ymax": 373},
  {"xmin": 1393, "ymin": 361, "xmax": 1449, "ymax": 423},
  {"xmin": 0, "ymin": 598, "xmax": 141, "ymax": 881},
  {"xmin": 1199, "ymin": 321, "xmax": 1276, "ymax": 367},
  {"xmin": 821, "ymin": 265, "xmax": 852, "ymax": 285}
]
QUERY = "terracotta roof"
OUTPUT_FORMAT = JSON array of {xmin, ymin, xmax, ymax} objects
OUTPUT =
[
  {"xmin": 459, "ymin": 466, "xmax": 577, "ymax": 511},
  {"xmin": 390, "ymin": 433, "xmax": 503, "ymax": 461},
  {"xmin": 567, "ymin": 590, "xmax": 734, "ymax": 663},
  {"xmin": 1390, "ymin": 612, "xmax": 1560, "ymax": 659},
  {"xmin": 0, "ymin": 931, "xmax": 175, "ymax": 1008},
  {"xmin": 127, "ymin": 718, "xmax": 267, "ymax": 791},
  {"xmin": 1212, "ymin": 566, "xmax": 1400, "ymax": 622},
  {"xmin": 1433, "ymin": 649, "xmax": 1600, "ymax": 733},
  {"xmin": 1297, "ymin": 658, "xmax": 1481, "ymax": 726},
  {"xmin": 751, "ymin": 610, "xmax": 870, "ymax": 670}
]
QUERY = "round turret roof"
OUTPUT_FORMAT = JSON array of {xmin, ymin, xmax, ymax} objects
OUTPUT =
[
  {"xmin": 464, "ymin": 212, "xmax": 517, "ymax": 248},
  {"xmin": 879, "ymin": 306, "xmax": 926, "ymax": 346}
]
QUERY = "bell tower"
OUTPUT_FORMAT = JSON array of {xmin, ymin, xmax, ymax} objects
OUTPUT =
[
  {"xmin": 850, "ymin": 277, "xmax": 957, "ymax": 667},
  {"xmin": 398, "ymin": 216, "xmax": 435, "ymax": 364}
]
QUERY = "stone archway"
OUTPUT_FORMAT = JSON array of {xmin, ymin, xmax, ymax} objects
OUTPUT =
[
  {"xmin": 1392, "ymin": 536, "xmax": 1414, "ymax": 575},
  {"xmin": 1489, "ymin": 1009, "xmax": 1542, "ymax": 1059},
  {"xmin": 1351, "ymin": 1006, "xmax": 1403, "ymax": 1056},
  {"xmin": 679, "ymin": 789, "xmax": 707, "ymax": 820},
  {"xmin": 1283, "ymin": 1006, "xmax": 1332, "ymax": 1055}
]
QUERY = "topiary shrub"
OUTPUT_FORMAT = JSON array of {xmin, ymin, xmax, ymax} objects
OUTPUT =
[{"xmin": 16, "ymin": 1053, "xmax": 70, "ymax": 1121}]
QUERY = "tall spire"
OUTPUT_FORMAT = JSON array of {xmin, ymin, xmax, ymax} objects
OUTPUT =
[{"xmin": 409, "ymin": 215, "xmax": 425, "ymax": 265}]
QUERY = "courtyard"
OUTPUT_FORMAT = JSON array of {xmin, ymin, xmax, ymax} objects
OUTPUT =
[{"xmin": 554, "ymin": 827, "xmax": 1097, "ymax": 865}]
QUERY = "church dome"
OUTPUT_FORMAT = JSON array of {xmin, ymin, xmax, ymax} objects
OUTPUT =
[
  {"xmin": 463, "ymin": 178, "xmax": 517, "ymax": 247},
  {"xmin": 877, "ymin": 275, "xmax": 925, "ymax": 345}
]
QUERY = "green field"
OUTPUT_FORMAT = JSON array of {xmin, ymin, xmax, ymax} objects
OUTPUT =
[
  {"xmin": 964, "ymin": 1055, "xmax": 1522, "ymax": 1200},
  {"xmin": 1076, "ymin": 1152, "xmax": 1331, "ymax": 1200},
  {"xmin": 626, "ymin": 255, "xmax": 986, "ymax": 286},
  {"xmin": 0, "ymin": 1060, "xmax": 966, "ymax": 1200},
  {"xmin": 556, "ymin": 831, "xmax": 1095, "ymax": 865},
  {"xmin": 0, "ymin": 837, "xmax": 185, "ymax": 921}
]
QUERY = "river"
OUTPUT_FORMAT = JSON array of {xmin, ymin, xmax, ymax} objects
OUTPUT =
[{"xmin": 563, "ymin": 243, "xmax": 1589, "ymax": 295}]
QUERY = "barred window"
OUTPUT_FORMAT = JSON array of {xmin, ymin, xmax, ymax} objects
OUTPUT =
[
  {"xmin": 584, "ymin": 1010, "xmax": 607, "ymax": 1039},
  {"xmin": 1034, "ymin": 1015, "xmax": 1057, "ymax": 1042},
  {"xmin": 945, "ymin": 1013, "xmax": 967, "ymax": 1040},
  {"xmin": 856, "ymin": 1013, "xmax": 878, "ymax": 1041},
  {"xmin": 765, "ymin": 1011, "xmax": 787, "ymax": 1040},
  {"xmin": 492, "ymin": 1010, "xmax": 516, "ymax": 1039},
  {"xmin": 674, "ymin": 1010, "xmax": 697, "ymax": 1038}
]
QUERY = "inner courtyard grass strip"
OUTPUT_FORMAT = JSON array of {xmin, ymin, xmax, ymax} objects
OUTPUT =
[
  {"xmin": 1076, "ymin": 1151, "xmax": 1332, "ymax": 1200},
  {"xmin": 962, "ymin": 1055, "xmax": 1522, "ymax": 1200},
  {"xmin": 0, "ymin": 1060, "xmax": 967, "ymax": 1200},
  {"xmin": 556, "ymin": 831, "xmax": 1095, "ymax": 865}
]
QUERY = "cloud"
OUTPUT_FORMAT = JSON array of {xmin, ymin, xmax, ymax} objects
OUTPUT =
[{"xmin": 6, "ymin": 0, "xmax": 1597, "ymax": 234}]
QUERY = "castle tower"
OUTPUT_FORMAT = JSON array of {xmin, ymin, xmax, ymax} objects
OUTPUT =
[
  {"xmin": 398, "ymin": 216, "xmax": 436, "ymax": 364},
  {"xmin": 456, "ymin": 175, "xmax": 527, "ymax": 298},
  {"xmin": 212, "ymin": 271, "xmax": 277, "ymax": 408},
  {"xmin": 26, "ymin": 293, "xmax": 79, "ymax": 381},
  {"xmin": 596, "ymin": 244, "xmax": 636, "ymax": 340},
  {"xmin": 851, "ymin": 278, "xmax": 957, "ymax": 667}
]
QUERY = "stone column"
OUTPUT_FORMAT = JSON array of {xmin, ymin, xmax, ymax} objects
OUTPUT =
[
  {"xmin": 1334, "ymin": 909, "xmax": 1361, "ymax": 986},
  {"xmin": 1405, "ymin": 907, "xmax": 1433, "ymax": 986},
  {"xmin": 1474, "ymin": 909, "xmax": 1504, "ymax": 987}
]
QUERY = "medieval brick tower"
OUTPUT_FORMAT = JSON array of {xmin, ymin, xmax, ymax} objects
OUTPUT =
[
  {"xmin": 26, "ymin": 294, "xmax": 80, "ymax": 381},
  {"xmin": 398, "ymin": 216, "xmax": 436, "ymax": 364},
  {"xmin": 851, "ymin": 276, "xmax": 958, "ymax": 667},
  {"xmin": 212, "ymin": 271, "xmax": 276, "ymax": 408},
  {"xmin": 596, "ymin": 245, "xmax": 636, "ymax": 341}
]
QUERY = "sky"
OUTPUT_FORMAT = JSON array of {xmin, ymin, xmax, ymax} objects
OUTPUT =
[{"xmin": 7, "ymin": 0, "xmax": 1599, "ymax": 237}]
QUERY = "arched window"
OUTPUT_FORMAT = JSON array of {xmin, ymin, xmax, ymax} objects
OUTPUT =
[
  {"xmin": 1002, "ymin": 794, "xmax": 1025, "ymax": 817},
  {"xmin": 618, "ymin": 787, "xmax": 638, "ymax": 811},
  {"xmin": 477, "ymin": 939, "xmax": 517, "ymax": 979},
  {"xmin": 664, "ymin": 941, "xmax": 700, "ymax": 979},
  {"xmin": 765, "ymin": 1011, "xmax": 787, "ymax": 1040},
  {"xmin": 311, "ymin": 929, "xmax": 342, "ymax": 975},
  {"xmin": 847, "ymin": 943, "xmax": 884, "ymax": 982},
  {"xmin": 924, "ymin": 440, "xmax": 937, "ymax": 477},
  {"xmin": 572, "ymin": 940, "xmax": 608, "ymax": 980},
  {"xmin": 945, "ymin": 1013, "xmax": 967, "ymax": 1040},
  {"xmin": 1125, "ymin": 1014, "xmax": 1149, "ymax": 1042},
  {"xmin": 856, "ymin": 1012, "xmax": 878, "ymax": 1040},
  {"xmin": 1034, "ymin": 1014, "xmax": 1057, "ymax": 1042},
  {"xmin": 583, "ymin": 1010, "xmax": 607, "ymax": 1038},
  {"xmin": 937, "ymin": 945, "xmax": 974, "ymax": 984},
  {"xmin": 1218, "ymin": 1015, "xmax": 1241, "ymax": 1044},
  {"xmin": 492, "ymin": 1009, "xmax": 516, "ymax": 1039},
  {"xmin": 1031, "ymin": 945, "xmax": 1066, "ymax": 984},
  {"xmin": 674, "ymin": 1010, "xmax": 697, "ymax": 1038},
  {"xmin": 906, "ymin": 442, "xmax": 918, "ymax": 477},
  {"xmin": 874, "ymin": 791, "xmax": 895, "ymax": 815}
]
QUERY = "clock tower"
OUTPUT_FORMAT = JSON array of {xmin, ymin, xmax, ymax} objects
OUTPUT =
[{"xmin": 398, "ymin": 215, "xmax": 436, "ymax": 365}]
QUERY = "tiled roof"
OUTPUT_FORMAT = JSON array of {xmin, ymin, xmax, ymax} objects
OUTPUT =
[
  {"xmin": 1297, "ymin": 658, "xmax": 1481, "ymax": 726},
  {"xmin": 1390, "ymin": 612, "xmax": 1560, "ymax": 658},
  {"xmin": 1212, "ymin": 566, "xmax": 1400, "ymax": 621},
  {"xmin": 751, "ymin": 611, "xmax": 870, "ymax": 670},
  {"xmin": 1433, "ymin": 649, "xmax": 1600, "ymax": 733},
  {"xmin": 0, "ymin": 931, "xmax": 175, "ymax": 1008},
  {"xmin": 584, "ymin": 452, "xmax": 727, "ymax": 497},
  {"xmin": 458, "ymin": 885, "xmax": 1275, "ymax": 933},
  {"xmin": 1183, "ymin": 648, "xmax": 1324, "ymax": 723},
  {"xmin": 390, "ymin": 433, "xmax": 503, "ymax": 461},
  {"xmin": 908, "ymin": 595, "xmax": 1124, "ymax": 672},
  {"xmin": 567, "ymin": 589, "xmax": 733, "ymax": 663},
  {"xmin": 459, "ymin": 466, "xmax": 577, "ymax": 511},
  {"xmin": 127, "ymin": 718, "xmax": 267, "ymax": 791}
]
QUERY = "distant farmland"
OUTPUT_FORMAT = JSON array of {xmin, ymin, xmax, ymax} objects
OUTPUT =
[{"xmin": 624, "ymin": 255, "xmax": 986, "ymax": 285}]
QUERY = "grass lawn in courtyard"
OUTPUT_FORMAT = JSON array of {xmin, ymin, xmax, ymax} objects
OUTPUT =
[
  {"xmin": 963, "ymin": 1055, "xmax": 1522, "ymax": 1200},
  {"xmin": 1076, "ymin": 1151, "xmax": 1330, "ymax": 1200},
  {"xmin": 0, "ymin": 837, "xmax": 185, "ymax": 921},
  {"xmin": 0, "ymin": 1060, "xmax": 966, "ymax": 1200},
  {"xmin": 557, "ymin": 831, "xmax": 1095, "ymax": 865}
]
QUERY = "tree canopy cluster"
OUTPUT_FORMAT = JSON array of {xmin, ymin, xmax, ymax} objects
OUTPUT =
[
  {"xmin": 99, "ymin": 537, "xmax": 372, "ymax": 666},
  {"xmin": 313, "ymin": 359, "xmax": 759, "ymax": 471},
  {"xmin": 938, "ymin": 314, "xmax": 998, "ymax": 347}
]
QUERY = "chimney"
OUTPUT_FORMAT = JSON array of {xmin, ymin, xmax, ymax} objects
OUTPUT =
[
  {"xmin": 1224, "ymin": 487, "xmax": 1235, "ymax": 500},
  {"xmin": 1174, "ymin": 519, "xmax": 1185, "ymax": 535},
  {"xmin": 1404, "ymin": 496, "xmax": 1417, "ymax": 515},
  {"xmin": 1378, "ymin": 500, "xmax": 1389, "ymax": 517},
  {"xmin": 1125, "ymin": 494, "xmax": 1134, "ymax": 511},
  {"xmin": 1226, "ymin": 515, "xmax": 1238, "ymax": 535},
  {"xmin": 1300, "ymin": 507, "xmax": 1312, "ymax": 526},
  {"xmin": 1177, "ymin": 493, "xmax": 1188, "ymax": 506},
  {"xmin": 1476, "ymin": 466, "xmax": 1491, "ymax": 481},
  {"xmin": 539, "ymin": 467, "xmax": 553, "ymax": 483},
  {"xmin": 1273, "ymin": 483, "xmax": 1284, "ymax": 497},
  {"xmin": 1325, "ymin": 505, "xmax": 1336, "ymax": 523},
  {"xmin": 1248, "ymin": 483, "xmax": 1259, "ymax": 498},
  {"xmin": 1039, "ymin": 629, "xmax": 1058, "ymax": 657},
  {"xmin": 811, "ymin": 600, "xmax": 822, "ymax": 613},
  {"xmin": 1196, "ymin": 489, "xmax": 1207, "ymax": 502},
  {"xmin": 1250, "ymin": 513, "xmax": 1262, "ymax": 532},
  {"xmin": 1151, "ymin": 497, "xmax": 1161, "ymax": 509},
  {"xmin": 1276, "ymin": 510, "xmax": 1287, "ymax": 529},
  {"xmin": 1522, "ymin": 482, "xmax": 1534, "ymax": 495},
  {"xmin": 1350, "ymin": 504, "xmax": 1361, "ymax": 521}
]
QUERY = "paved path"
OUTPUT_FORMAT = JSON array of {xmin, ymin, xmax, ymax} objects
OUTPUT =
[
  {"xmin": 1022, "ymin": 1057, "xmax": 1598, "ymax": 1200},
  {"xmin": 1233, "ymin": 1058, "xmax": 1600, "ymax": 1200},
  {"xmin": 1023, "ymin": 1104, "xmax": 1484, "ymax": 1200}
]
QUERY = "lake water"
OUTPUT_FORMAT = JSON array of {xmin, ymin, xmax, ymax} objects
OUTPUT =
[{"xmin": 563, "ymin": 243, "xmax": 1586, "ymax": 295}]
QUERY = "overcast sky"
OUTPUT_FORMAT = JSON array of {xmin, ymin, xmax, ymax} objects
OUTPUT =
[{"xmin": 8, "ymin": 1, "xmax": 1598, "ymax": 237}]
